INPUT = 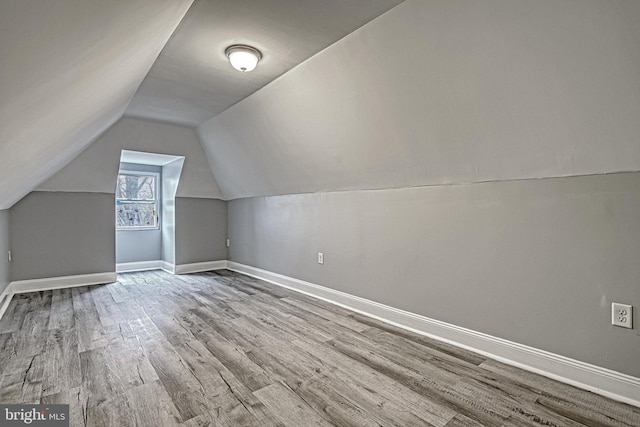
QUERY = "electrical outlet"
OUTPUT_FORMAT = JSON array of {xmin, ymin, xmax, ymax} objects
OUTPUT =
[
  {"xmin": 226, "ymin": 239, "xmax": 230, "ymax": 248},
  {"xmin": 7, "ymin": 250, "xmax": 11, "ymax": 262},
  {"xmin": 612, "ymin": 303, "xmax": 633, "ymax": 329},
  {"xmin": 317, "ymin": 252, "xmax": 324, "ymax": 264}
]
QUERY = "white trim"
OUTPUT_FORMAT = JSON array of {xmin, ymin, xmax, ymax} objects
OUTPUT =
[
  {"xmin": 161, "ymin": 261, "xmax": 175, "ymax": 274},
  {"xmin": 174, "ymin": 260, "xmax": 227, "ymax": 275},
  {"xmin": 115, "ymin": 260, "xmax": 227, "ymax": 275},
  {"xmin": 116, "ymin": 260, "xmax": 164, "ymax": 273},
  {"xmin": 11, "ymin": 272, "xmax": 117, "ymax": 294},
  {"xmin": 0, "ymin": 283, "xmax": 13, "ymax": 321},
  {"xmin": 116, "ymin": 169, "xmax": 160, "ymax": 231},
  {"xmin": 0, "ymin": 272, "xmax": 117, "ymax": 322},
  {"xmin": 226, "ymin": 261, "xmax": 640, "ymax": 408}
]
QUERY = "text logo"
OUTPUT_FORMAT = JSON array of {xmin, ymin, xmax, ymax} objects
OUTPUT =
[{"xmin": 0, "ymin": 405, "xmax": 69, "ymax": 426}]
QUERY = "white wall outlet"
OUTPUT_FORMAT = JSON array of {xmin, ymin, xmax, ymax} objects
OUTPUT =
[
  {"xmin": 317, "ymin": 252, "xmax": 324, "ymax": 264},
  {"xmin": 226, "ymin": 239, "xmax": 230, "ymax": 248},
  {"xmin": 612, "ymin": 303, "xmax": 633, "ymax": 329},
  {"xmin": 7, "ymin": 250, "xmax": 11, "ymax": 262}
]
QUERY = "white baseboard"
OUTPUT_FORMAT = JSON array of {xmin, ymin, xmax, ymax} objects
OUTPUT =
[
  {"xmin": 226, "ymin": 261, "xmax": 640, "ymax": 408},
  {"xmin": 0, "ymin": 283, "xmax": 13, "ymax": 322},
  {"xmin": 174, "ymin": 260, "xmax": 227, "ymax": 275},
  {"xmin": 0, "ymin": 272, "xmax": 117, "ymax": 321},
  {"xmin": 116, "ymin": 260, "xmax": 164, "ymax": 273},
  {"xmin": 11, "ymin": 272, "xmax": 117, "ymax": 294},
  {"xmin": 161, "ymin": 261, "xmax": 176, "ymax": 274},
  {"xmin": 116, "ymin": 260, "xmax": 227, "ymax": 275}
]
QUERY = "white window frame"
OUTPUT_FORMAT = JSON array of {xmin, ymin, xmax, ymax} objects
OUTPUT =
[{"xmin": 115, "ymin": 170, "xmax": 160, "ymax": 231}]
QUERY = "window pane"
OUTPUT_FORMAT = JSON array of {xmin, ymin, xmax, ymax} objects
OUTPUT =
[
  {"xmin": 116, "ymin": 201, "xmax": 157, "ymax": 228},
  {"xmin": 116, "ymin": 174, "xmax": 155, "ymax": 200}
]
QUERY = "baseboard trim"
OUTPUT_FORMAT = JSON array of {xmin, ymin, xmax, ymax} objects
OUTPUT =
[
  {"xmin": 116, "ymin": 260, "xmax": 164, "ymax": 273},
  {"xmin": 11, "ymin": 272, "xmax": 118, "ymax": 294},
  {"xmin": 174, "ymin": 260, "xmax": 227, "ymax": 275},
  {"xmin": 0, "ymin": 272, "xmax": 117, "ymax": 322},
  {"xmin": 161, "ymin": 261, "xmax": 176, "ymax": 274},
  {"xmin": 226, "ymin": 261, "xmax": 640, "ymax": 408},
  {"xmin": 115, "ymin": 260, "xmax": 227, "ymax": 275},
  {"xmin": 0, "ymin": 284, "xmax": 13, "ymax": 322}
]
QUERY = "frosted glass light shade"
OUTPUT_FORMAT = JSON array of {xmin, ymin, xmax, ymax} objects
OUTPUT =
[{"xmin": 225, "ymin": 45, "xmax": 262, "ymax": 72}]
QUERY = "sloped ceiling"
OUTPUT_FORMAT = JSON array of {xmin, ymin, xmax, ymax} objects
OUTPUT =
[
  {"xmin": 0, "ymin": 0, "xmax": 193, "ymax": 210},
  {"xmin": 40, "ymin": 117, "xmax": 222, "ymax": 199},
  {"xmin": 198, "ymin": 0, "xmax": 640, "ymax": 200},
  {"xmin": 5, "ymin": 0, "xmax": 639, "ymax": 208},
  {"xmin": 1, "ymin": 0, "xmax": 405, "ymax": 209},
  {"xmin": 125, "ymin": 0, "xmax": 404, "ymax": 126}
]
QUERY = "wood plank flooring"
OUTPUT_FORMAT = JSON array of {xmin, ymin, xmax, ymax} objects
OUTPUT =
[{"xmin": 0, "ymin": 269, "xmax": 638, "ymax": 426}]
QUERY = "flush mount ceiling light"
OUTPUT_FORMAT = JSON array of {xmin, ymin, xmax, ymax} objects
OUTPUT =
[{"xmin": 225, "ymin": 44, "xmax": 262, "ymax": 72}]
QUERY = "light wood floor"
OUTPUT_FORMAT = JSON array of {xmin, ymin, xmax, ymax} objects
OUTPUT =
[{"xmin": 0, "ymin": 270, "xmax": 638, "ymax": 426}]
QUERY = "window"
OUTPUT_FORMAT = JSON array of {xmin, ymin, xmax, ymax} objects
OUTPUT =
[{"xmin": 116, "ymin": 172, "xmax": 159, "ymax": 229}]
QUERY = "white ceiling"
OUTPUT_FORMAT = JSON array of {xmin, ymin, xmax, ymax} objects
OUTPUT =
[
  {"xmin": 198, "ymin": 0, "xmax": 640, "ymax": 200},
  {"xmin": 125, "ymin": 0, "xmax": 404, "ymax": 126},
  {"xmin": 0, "ymin": 0, "xmax": 194, "ymax": 210},
  {"xmin": 0, "ymin": 0, "xmax": 403, "ymax": 209}
]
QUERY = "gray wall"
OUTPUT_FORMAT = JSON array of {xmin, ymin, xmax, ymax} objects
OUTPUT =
[
  {"xmin": 10, "ymin": 192, "xmax": 115, "ymax": 281},
  {"xmin": 228, "ymin": 172, "xmax": 640, "ymax": 377},
  {"xmin": 175, "ymin": 197, "xmax": 227, "ymax": 265},
  {"xmin": 116, "ymin": 229, "xmax": 162, "ymax": 264},
  {"xmin": 0, "ymin": 210, "xmax": 10, "ymax": 294},
  {"xmin": 116, "ymin": 163, "xmax": 162, "ymax": 264}
]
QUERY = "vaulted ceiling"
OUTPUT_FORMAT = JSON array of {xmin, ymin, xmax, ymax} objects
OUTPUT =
[
  {"xmin": 0, "ymin": 0, "xmax": 193, "ymax": 209},
  {"xmin": 198, "ymin": 0, "xmax": 640, "ymax": 200},
  {"xmin": 0, "ymin": 0, "xmax": 403, "ymax": 209},
  {"xmin": 2, "ymin": 0, "xmax": 640, "ymax": 209},
  {"xmin": 126, "ymin": 0, "xmax": 405, "ymax": 126}
]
